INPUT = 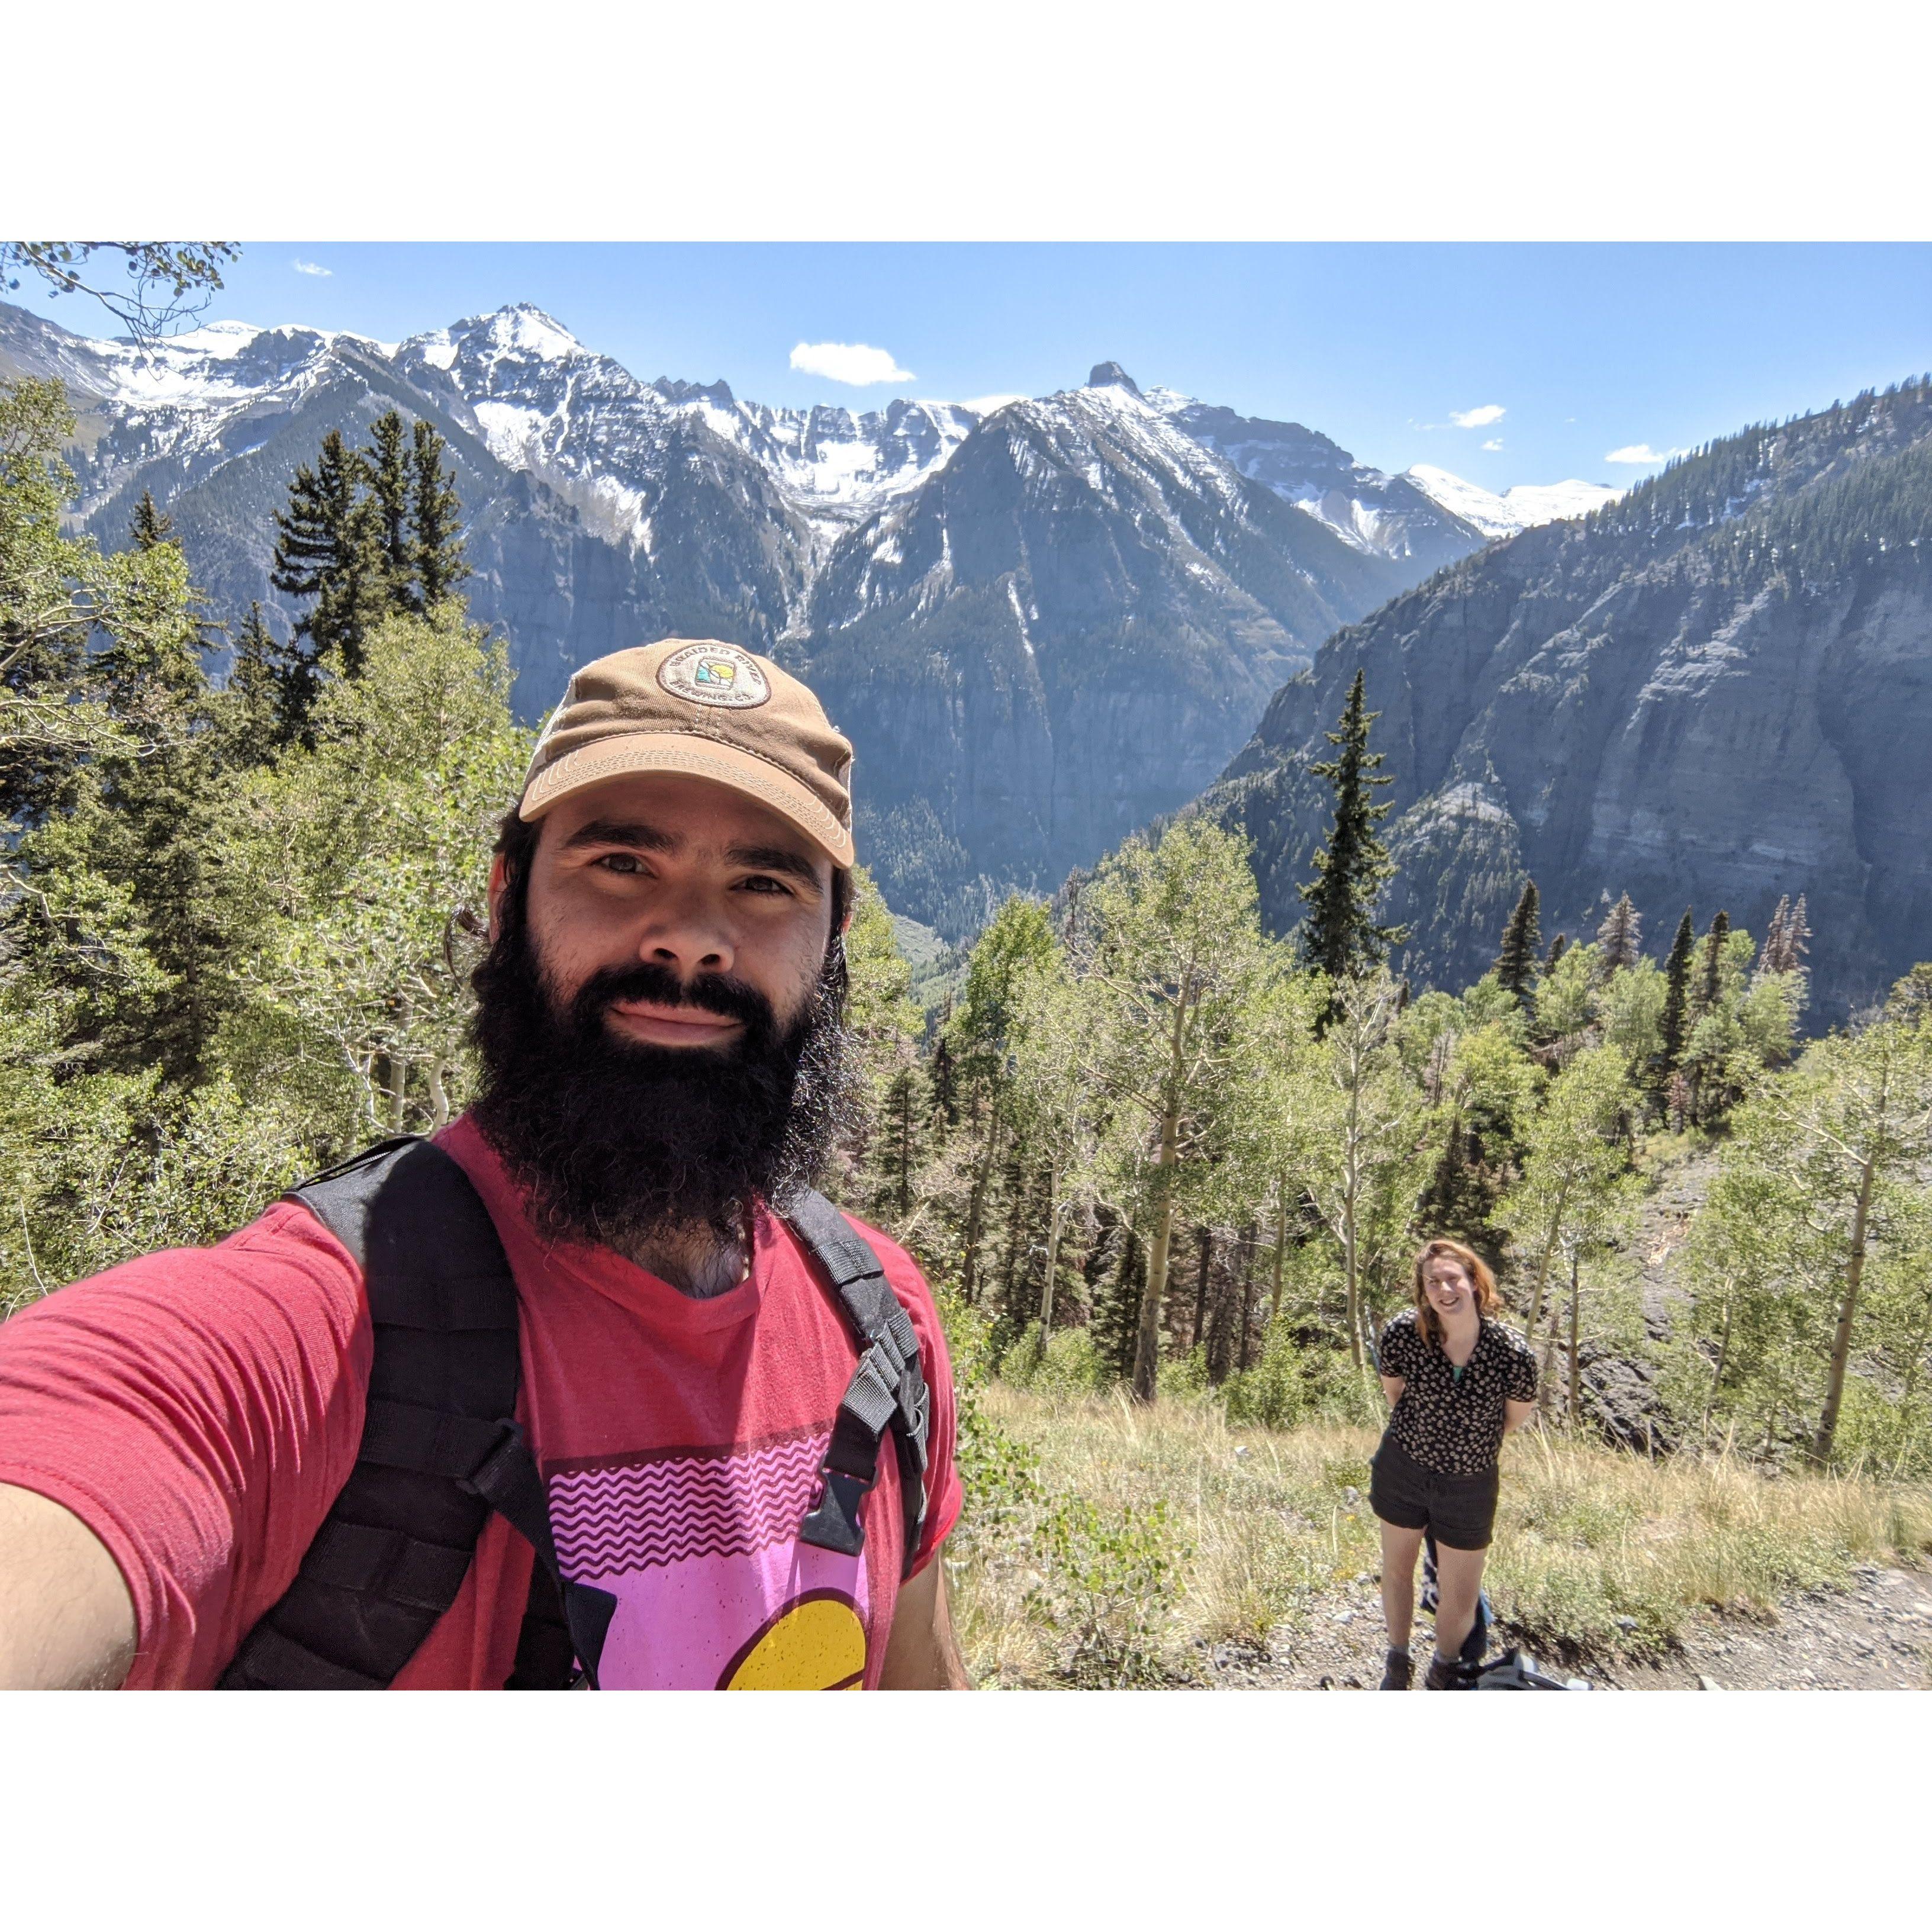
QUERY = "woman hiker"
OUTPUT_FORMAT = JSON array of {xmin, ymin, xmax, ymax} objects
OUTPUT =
[{"xmin": 1370, "ymin": 1238, "xmax": 1538, "ymax": 1690}]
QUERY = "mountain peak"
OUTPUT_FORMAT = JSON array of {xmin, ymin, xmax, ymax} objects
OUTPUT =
[
  {"xmin": 1087, "ymin": 361, "xmax": 1142, "ymax": 398},
  {"xmin": 465, "ymin": 304, "xmax": 585, "ymax": 360}
]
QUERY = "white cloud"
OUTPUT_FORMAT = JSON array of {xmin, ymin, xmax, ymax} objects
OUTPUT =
[
  {"xmin": 790, "ymin": 340, "xmax": 913, "ymax": 387},
  {"xmin": 1482, "ymin": 438, "xmax": 1503, "ymax": 452},
  {"xmin": 1604, "ymin": 442, "xmax": 1683, "ymax": 465},
  {"xmin": 1450, "ymin": 403, "xmax": 1505, "ymax": 429},
  {"xmin": 291, "ymin": 259, "xmax": 332, "ymax": 277}
]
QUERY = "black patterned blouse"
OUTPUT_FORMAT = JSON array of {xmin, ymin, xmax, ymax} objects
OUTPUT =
[{"xmin": 1376, "ymin": 1309, "xmax": 1538, "ymax": 1476}]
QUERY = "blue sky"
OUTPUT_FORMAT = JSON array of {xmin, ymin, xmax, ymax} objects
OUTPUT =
[{"xmin": 28, "ymin": 243, "xmax": 1932, "ymax": 491}]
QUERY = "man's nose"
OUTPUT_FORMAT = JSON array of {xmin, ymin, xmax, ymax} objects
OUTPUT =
[{"xmin": 635, "ymin": 887, "xmax": 735, "ymax": 979}]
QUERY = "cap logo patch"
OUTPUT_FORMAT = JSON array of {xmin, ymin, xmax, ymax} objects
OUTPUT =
[{"xmin": 658, "ymin": 642, "xmax": 771, "ymax": 709}]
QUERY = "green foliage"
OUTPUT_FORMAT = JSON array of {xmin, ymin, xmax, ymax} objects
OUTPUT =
[
  {"xmin": 1680, "ymin": 988, "xmax": 1932, "ymax": 1469},
  {"xmin": 999, "ymin": 1323, "xmax": 1107, "ymax": 1396},
  {"xmin": 1297, "ymin": 666, "xmax": 1406, "ymax": 983},
  {"xmin": 1, "ymin": 243, "xmax": 241, "ymax": 340},
  {"xmin": 1221, "ymin": 1324, "xmax": 1380, "ymax": 1431},
  {"xmin": 1025, "ymin": 1492, "xmax": 1184, "ymax": 1685},
  {"xmin": 1495, "ymin": 878, "xmax": 1541, "ymax": 1001}
]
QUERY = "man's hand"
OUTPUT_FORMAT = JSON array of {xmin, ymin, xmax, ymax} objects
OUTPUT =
[
  {"xmin": 878, "ymin": 1553, "xmax": 969, "ymax": 1689},
  {"xmin": 0, "ymin": 1483, "xmax": 136, "ymax": 1689}
]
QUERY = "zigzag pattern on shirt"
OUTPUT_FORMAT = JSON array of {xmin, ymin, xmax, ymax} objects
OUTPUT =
[{"xmin": 548, "ymin": 1429, "xmax": 830, "ymax": 1579}]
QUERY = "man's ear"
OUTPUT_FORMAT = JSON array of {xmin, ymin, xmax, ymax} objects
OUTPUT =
[{"xmin": 485, "ymin": 852, "xmax": 508, "ymax": 945}]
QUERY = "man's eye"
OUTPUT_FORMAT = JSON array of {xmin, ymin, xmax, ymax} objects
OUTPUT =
[
  {"xmin": 740, "ymin": 875, "xmax": 791, "ymax": 896},
  {"xmin": 597, "ymin": 853, "xmax": 645, "ymax": 875}
]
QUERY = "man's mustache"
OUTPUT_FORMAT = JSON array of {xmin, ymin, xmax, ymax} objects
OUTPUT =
[{"xmin": 563, "ymin": 960, "xmax": 778, "ymax": 1038}]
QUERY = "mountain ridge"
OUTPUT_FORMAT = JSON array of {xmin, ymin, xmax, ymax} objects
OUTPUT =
[{"xmin": 1200, "ymin": 377, "xmax": 1932, "ymax": 1021}]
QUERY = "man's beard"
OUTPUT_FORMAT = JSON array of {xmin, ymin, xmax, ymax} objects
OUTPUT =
[{"xmin": 468, "ymin": 902, "xmax": 851, "ymax": 1258}]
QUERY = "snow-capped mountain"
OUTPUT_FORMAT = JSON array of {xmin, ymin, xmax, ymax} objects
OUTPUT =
[
  {"xmin": 395, "ymin": 307, "xmax": 980, "ymax": 549},
  {"xmin": 1135, "ymin": 374, "xmax": 1493, "ymax": 575},
  {"xmin": 800, "ymin": 364, "xmax": 1428, "ymax": 926},
  {"xmin": 0, "ymin": 298, "xmax": 1539, "ymax": 932},
  {"xmin": 1404, "ymin": 463, "xmax": 1622, "ymax": 540}
]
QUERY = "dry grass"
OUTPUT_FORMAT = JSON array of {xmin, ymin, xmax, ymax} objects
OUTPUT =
[{"xmin": 949, "ymin": 1385, "xmax": 1932, "ymax": 1686}]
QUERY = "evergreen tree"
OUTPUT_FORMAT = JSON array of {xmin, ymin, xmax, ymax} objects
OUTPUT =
[
  {"xmin": 365, "ymin": 411, "xmax": 418, "ymax": 610},
  {"xmin": 271, "ymin": 429, "xmax": 388, "ymax": 698},
  {"xmin": 129, "ymin": 488, "xmax": 175, "ymax": 550},
  {"xmin": 1659, "ymin": 908, "xmax": 1697, "ymax": 1080},
  {"xmin": 927, "ymin": 1033, "xmax": 958, "ymax": 1132},
  {"xmin": 1596, "ymin": 893, "xmax": 1642, "ymax": 974},
  {"xmin": 227, "ymin": 601, "xmax": 295, "ymax": 749},
  {"xmin": 1544, "ymin": 932, "xmax": 1569, "ymax": 975},
  {"xmin": 1697, "ymin": 911, "xmax": 1732, "ymax": 1013},
  {"xmin": 1495, "ymin": 880, "xmax": 1543, "ymax": 1000},
  {"xmin": 1759, "ymin": 894, "xmax": 1813, "ymax": 979},
  {"xmin": 410, "ymin": 419, "xmax": 469, "ymax": 606},
  {"xmin": 1090, "ymin": 1222, "xmax": 1145, "ymax": 1384},
  {"xmin": 1297, "ymin": 667, "xmax": 1406, "ymax": 986}
]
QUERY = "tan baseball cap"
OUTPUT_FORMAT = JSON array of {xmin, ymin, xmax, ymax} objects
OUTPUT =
[{"xmin": 517, "ymin": 639, "xmax": 855, "ymax": 868}]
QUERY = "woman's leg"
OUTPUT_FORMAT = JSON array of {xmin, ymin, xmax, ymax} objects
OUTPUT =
[
  {"xmin": 1431, "ymin": 1541, "xmax": 1488, "ymax": 1661},
  {"xmin": 1379, "ymin": 1520, "xmax": 1425, "ymax": 1651}
]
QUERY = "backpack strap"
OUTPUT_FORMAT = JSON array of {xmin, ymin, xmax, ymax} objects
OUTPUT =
[
  {"xmin": 218, "ymin": 1137, "xmax": 616, "ymax": 1690},
  {"xmin": 784, "ymin": 1189, "xmax": 932, "ymax": 1579}
]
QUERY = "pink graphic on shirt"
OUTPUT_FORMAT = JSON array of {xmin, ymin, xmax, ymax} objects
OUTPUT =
[{"xmin": 548, "ymin": 1428, "xmax": 873, "ymax": 1689}]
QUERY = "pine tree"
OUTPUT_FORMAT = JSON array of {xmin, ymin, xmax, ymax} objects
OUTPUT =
[
  {"xmin": 1090, "ymin": 1221, "xmax": 1145, "ymax": 1384},
  {"xmin": 1544, "ymin": 932, "xmax": 1569, "ymax": 974},
  {"xmin": 927, "ymin": 1033, "xmax": 958, "ymax": 1134},
  {"xmin": 271, "ymin": 429, "xmax": 388, "ymax": 694},
  {"xmin": 129, "ymin": 488, "xmax": 176, "ymax": 550},
  {"xmin": 1298, "ymin": 668, "xmax": 1406, "ymax": 986},
  {"xmin": 227, "ymin": 601, "xmax": 297, "ymax": 749},
  {"xmin": 1595, "ymin": 893, "xmax": 1642, "ymax": 973},
  {"xmin": 365, "ymin": 410, "xmax": 418, "ymax": 610},
  {"xmin": 410, "ymin": 418, "xmax": 469, "ymax": 606},
  {"xmin": 1784, "ymin": 895, "xmax": 1811, "ymax": 977},
  {"xmin": 1659, "ymin": 908, "xmax": 1697, "ymax": 1078},
  {"xmin": 1757, "ymin": 896, "xmax": 1793, "ymax": 975},
  {"xmin": 1697, "ymin": 911, "xmax": 1731, "ymax": 1013},
  {"xmin": 1495, "ymin": 880, "xmax": 1543, "ymax": 999}
]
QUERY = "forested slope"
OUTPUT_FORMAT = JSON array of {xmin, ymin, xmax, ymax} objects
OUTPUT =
[{"xmin": 1203, "ymin": 379, "xmax": 1932, "ymax": 1022}]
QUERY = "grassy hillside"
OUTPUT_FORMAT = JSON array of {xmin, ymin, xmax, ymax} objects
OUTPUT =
[{"xmin": 948, "ymin": 1386, "xmax": 1932, "ymax": 1688}]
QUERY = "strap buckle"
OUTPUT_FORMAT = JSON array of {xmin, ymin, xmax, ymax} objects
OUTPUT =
[
  {"xmin": 455, "ymin": 1416, "xmax": 529, "ymax": 1500},
  {"xmin": 798, "ymin": 1463, "xmax": 874, "ymax": 1557}
]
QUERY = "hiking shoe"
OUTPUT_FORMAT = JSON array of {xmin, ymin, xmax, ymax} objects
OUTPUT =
[
  {"xmin": 1424, "ymin": 1651, "xmax": 1476, "ymax": 1690},
  {"xmin": 1379, "ymin": 1647, "xmax": 1412, "ymax": 1691}
]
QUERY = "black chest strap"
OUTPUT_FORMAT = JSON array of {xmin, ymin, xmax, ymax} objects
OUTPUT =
[
  {"xmin": 218, "ymin": 1144, "xmax": 929, "ymax": 1687},
  {"xmin": 217, "ymin": 1138, "xmax": 615, "ymax": 1690},
  {"xmin": 785, "ymin": 1190, "xmax": 932, "ymax": 1577}
]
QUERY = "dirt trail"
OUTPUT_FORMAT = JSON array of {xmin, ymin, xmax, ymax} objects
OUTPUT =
[{"xmin": 1207, "ymin": 1563, "xmax": 1932, "ymax": 1690}]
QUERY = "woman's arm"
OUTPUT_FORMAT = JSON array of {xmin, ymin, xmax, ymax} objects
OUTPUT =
[
  {"xmin": 1379, "ymin": 1374, "xmax": 1405, "ymax": 1409},
  {"xmin": 1502, "ymin": 1398, "xmax": 1537, "ymax": 1434}
]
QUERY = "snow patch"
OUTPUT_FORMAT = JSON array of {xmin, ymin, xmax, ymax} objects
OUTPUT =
[{"xmin": 1405, "ymin": 465, "xmax": 1621, "ymax": 540}]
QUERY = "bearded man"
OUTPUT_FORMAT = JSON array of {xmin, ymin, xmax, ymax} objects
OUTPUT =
[{"xmin": 0, "ymin": 640, "xmax": 966, "ymax": 1690}]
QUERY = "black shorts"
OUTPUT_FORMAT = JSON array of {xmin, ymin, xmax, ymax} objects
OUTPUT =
[{"xmin": 1368, "ymin": 1434, "xmax": 1499, "ymax": 1551}]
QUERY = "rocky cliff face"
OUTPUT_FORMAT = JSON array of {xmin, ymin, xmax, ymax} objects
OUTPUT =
[
  {"xmin": 0, "ymin": 302, "xmax": 807, "ymax": 718},
  {"xmin": 1203, "ymin": 381, "xmax": 1932, "ymax": 1021},
  {"xmin": 796, "ymin": 368, "xmax": 1431, "ymax": 930},
  {"xmin": 4, "ymin": 304, "xmax": 1502, "ymax": 925}
]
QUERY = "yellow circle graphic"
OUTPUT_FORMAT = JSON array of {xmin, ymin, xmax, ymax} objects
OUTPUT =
[{"xmin": 719, "ymin": 1590, "xmax": 867, "ymax": 1690}]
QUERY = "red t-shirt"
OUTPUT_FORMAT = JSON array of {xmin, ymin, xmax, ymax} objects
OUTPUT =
[{"xmin": 0, "ymin": 1115, "xmax": 960, "ymax": 1689}]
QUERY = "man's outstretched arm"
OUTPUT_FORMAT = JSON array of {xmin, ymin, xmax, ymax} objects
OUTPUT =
[
  {"xmin": 878, "ymin": 1556, "xmax": 969, "ymax": 1689},
  {"xmin": 0, "ymin": 1483, "xmax": 136, "ymax": 1689}
]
